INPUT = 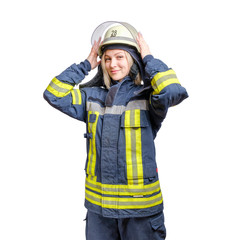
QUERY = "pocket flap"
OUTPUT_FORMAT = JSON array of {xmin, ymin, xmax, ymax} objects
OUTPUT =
[
  {"xmin": 150, "ymin": 214, "xmax": 164, "ymax": 230},
  {"xmin": 89, "ymin": 113, "xmax": 97, "ymax": 123},
  {"xmin": 143, "ymin": 162, "xmax": 158, "ymax": 179}
]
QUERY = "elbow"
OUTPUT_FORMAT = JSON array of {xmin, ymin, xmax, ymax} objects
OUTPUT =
[
  {"xmin": 176, "ymin": 85, "xmax": 189, "ymax": 105},
  {"xmin": 43, "ymin": 89, "xmax": 50, "ymax": 102},
  {"xmin": 169, "ymin": 84, "xmax": 188, "ymax": 106},
  {"xmin": 43, "ymin": 89, "xmax": 56, "ymax": 107}
]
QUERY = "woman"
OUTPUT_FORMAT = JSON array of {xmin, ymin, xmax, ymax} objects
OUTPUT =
[{"xmin": 44, "ymin": 21, "xmax": 188, "ymax": 240}]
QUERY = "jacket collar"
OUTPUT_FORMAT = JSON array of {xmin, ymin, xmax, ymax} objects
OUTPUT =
[{"xmin": 105, "ymin": 76, "xmax": 136, "ymax": 107}]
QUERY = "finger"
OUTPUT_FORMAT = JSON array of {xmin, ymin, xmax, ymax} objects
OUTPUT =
[
  {"xmin": 136, "ymin": 35, "xmax": 139, "ymax": 43},
  {"xmin": 136, "ymin": 33, "xmax": 141, "ymax": 45},
  {"xmin": 137, "ymin": 32, "xmax": 141, "ymax": 40},
  {"xmin": 93, "ymin": 41, "xmax": 99, "ymax": 53},
  {"xmin": 92, "ymin": 41, "xmax": 96, "ymax": 51},
  {"xmin": 95, "ymin": 37, "xmax": 101, "ymax": 49}
]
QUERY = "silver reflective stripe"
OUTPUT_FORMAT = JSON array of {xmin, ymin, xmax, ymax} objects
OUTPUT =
[
  {"xmin": 130, "ymin": 110, "xmax": 138, "ymax": 185},
  {"xmin": 87, "ymin": 102, "xmax": 105, "ymax": 115},
  {"xmin": 105, "ymin": 105, "xmax": 126, "ymax": 115},
  {"xmin": 85, "ymin": 179, "xmax": 160, "ymax": 194},
  {"xmin": 102, "ymin": 195, "xmax": 162, "ymax": 206},
  {"xmin": 126, "ymin": 100, "xmax": 149, "ymax": 111},
  {"xmin": 85, "ymin": 191, "xmax": 163, "ymax": 207},
  {"xmin": 102, "ymin": 36, "xmax": 137, "ymax": 44},
  {"xmin": 73, "ymin": 89, "xmax": 79, "ymax": 104},
  {"xmin": 86, "ymin": 100, "xmax": 149, "ymax": 115},
  {"xmin": 153, "ymin": 74, "xmax": 177, "ymax": 90},
  {"xmin": 49, "ymin": 81, "xmax": 69, "ymax": 93},
  {"xmin": 88, "ymin": 120, "xmax": 94, "ymax": 174},
  {"xmin": 86, "ymin": 191, "xmax": 102, "ymax": 204}
]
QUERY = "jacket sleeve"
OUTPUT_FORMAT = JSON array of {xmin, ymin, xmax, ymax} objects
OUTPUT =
[
  {"xmin": 143, "ymin": 55, "xmax": 188, "ymax": 136},
  {"xmin": 43, "ymin": 59, "xmax": 91, "ymax": 122}
]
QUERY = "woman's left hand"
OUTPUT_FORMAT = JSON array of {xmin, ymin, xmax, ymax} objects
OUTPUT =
[{"xmin": 136, "ymin": 32, "xmax": 151, "ymax": 59}]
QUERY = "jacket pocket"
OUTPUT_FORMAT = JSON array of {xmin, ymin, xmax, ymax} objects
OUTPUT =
[
  {"xmin": 85, "ymin": 111, "xmax": 99, "ymax": 177},
  {"xmin": 143, "ymin": 162, "xmax": 158, "ymax": 181},
  {"xmin": 121, "ymin": 109, "xmax": 149, "ymax": 128},
  {"xmin": 121, "ymin": 109, "xmax": 149, "ymax": 185}
]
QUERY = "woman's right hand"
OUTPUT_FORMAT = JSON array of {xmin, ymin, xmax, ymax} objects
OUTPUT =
[
  {"xmin": 136, "ymin": 32, "xmax": 151, "ymax": 59},
  {"xmin": 87, "ymin": 38, "xmax": 101, "ymax": 70}
]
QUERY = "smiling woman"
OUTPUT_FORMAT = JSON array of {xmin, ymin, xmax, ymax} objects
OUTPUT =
[
  {"xmin": 43, "ymin": 21, "xmax": 188, "ymax": 240},
  {"xmin": 101, "ymin": 49, "xmax": 141, "ymax": 88},
  {"xmin": 104, "ymin": 49, "xmax": 130, "ymax": 82}
]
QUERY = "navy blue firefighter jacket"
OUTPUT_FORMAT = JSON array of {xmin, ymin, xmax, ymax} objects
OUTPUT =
[{"xmin": 43, "ymin": 55, "xmax": 188, "ymax": 218}]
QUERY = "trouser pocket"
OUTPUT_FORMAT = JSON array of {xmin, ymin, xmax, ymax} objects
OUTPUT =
[{"xmin": 150, "ymin": 212, "xmax": 167, "ymax": 239}]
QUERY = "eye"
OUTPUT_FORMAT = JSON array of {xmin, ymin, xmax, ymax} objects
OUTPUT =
[
  {"xmin": 105, "ymin": 57, "xmax": 111, "ymax": 62},
  {"xmin": 117, "ymin": 55, "xmax": 124, "ymax": 59}
]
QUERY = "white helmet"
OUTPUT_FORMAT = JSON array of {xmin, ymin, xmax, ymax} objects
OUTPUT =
[{"xmin": 91, "ymin": 21, "xmax": 140, "ymax": 56}]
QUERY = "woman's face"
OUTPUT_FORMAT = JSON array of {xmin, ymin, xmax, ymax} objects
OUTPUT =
[{"xmin": 104, "ymin": 49, "xmax": 131, "ymax": 82}]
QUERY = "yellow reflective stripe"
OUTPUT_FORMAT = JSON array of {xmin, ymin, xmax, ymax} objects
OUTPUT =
[
  {"xmin": 86, "ymin": 111, "xmax": 99, "ymax": 177},
  {"xmin": 85, "ymin": 189, "xmax": 163, "ymax": 209},
  {"xmin": 85, "ymin": 190, "xmax": 102, "ymax": 206},
  {"xmin": 151, "ymin": 70, "xmax": 180, "ymax": 95},
  {"xmin": 130, "ymin": 110, "xmax": 138, "ymax": 184},
  {"xmin": 125, "ymin": 110, "xmax": 133, "ymax": 184},
  {"xmin": 71, "ymin": 89, "xmax": 82, "ymax": 105},
  {"xmin": 135, "ymin": 110, "xmax": 143, "ymax": 184},
  {"xmin": 85, "ymin": 177, "xmax": 160, "ymax": 196},
  {"xmin": 124, "ymin": 110, "xmax": 144, "ymax": 185},
  {"xmin": 47, "ymin": 77, "xmax": 73, "ymax": 97},
  {"xmin": 87, "ymin": 174, "xmax": 97, "ymax": 182}
]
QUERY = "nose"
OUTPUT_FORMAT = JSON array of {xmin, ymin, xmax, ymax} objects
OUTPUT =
[{"xmin": 110, "ymin": 58, "xmax": 117, "ymax": 68}]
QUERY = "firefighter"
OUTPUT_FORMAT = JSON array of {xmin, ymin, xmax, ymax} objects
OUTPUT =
[{"xmin": 44, "ymin": 21, "xmax": 188, "ymax": 240}]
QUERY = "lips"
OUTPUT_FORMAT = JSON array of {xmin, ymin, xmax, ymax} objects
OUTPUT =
[{"xmin": 111, "ymin": 70, "xmax": 119, "ymax": 74}]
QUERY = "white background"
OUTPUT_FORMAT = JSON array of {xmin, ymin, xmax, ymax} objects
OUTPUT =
[{"xmin": 1, "ymin": 0, "xmax": 239, "ymax": 239}]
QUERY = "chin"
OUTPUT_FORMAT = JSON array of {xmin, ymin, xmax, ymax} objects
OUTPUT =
[{"xmin": 111, "ymin": 74, "xmax": 125, "ymax": 82}]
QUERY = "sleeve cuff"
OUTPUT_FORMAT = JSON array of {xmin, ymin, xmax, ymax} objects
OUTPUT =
[
  {"xmin": 143, "ymin": 55, "xmax": 154, "ymax": 65},
  {"xmin": 84, "ymin": 59, "xmax": 92, "ymax": 72}
]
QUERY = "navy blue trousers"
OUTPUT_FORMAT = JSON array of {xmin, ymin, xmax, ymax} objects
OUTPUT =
[{"xmin": 85, "ymin": 211, "xmax": 166, "ymax": 240}]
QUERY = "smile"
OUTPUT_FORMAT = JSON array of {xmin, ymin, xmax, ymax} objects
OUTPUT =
[{"xmin": 111, "ymin": 70, "xmax": 119, "ymax": 74}]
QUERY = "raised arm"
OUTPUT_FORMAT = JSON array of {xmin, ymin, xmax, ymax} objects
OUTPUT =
[{"xmin": 137, "ymin": 33, "xmax": 188, "ymax": 137}]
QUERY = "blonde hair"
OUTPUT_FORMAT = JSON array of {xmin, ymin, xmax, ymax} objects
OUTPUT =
[{"xmin": 101, "ymin": 51, "xmax": 142, "ymax": 89}]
